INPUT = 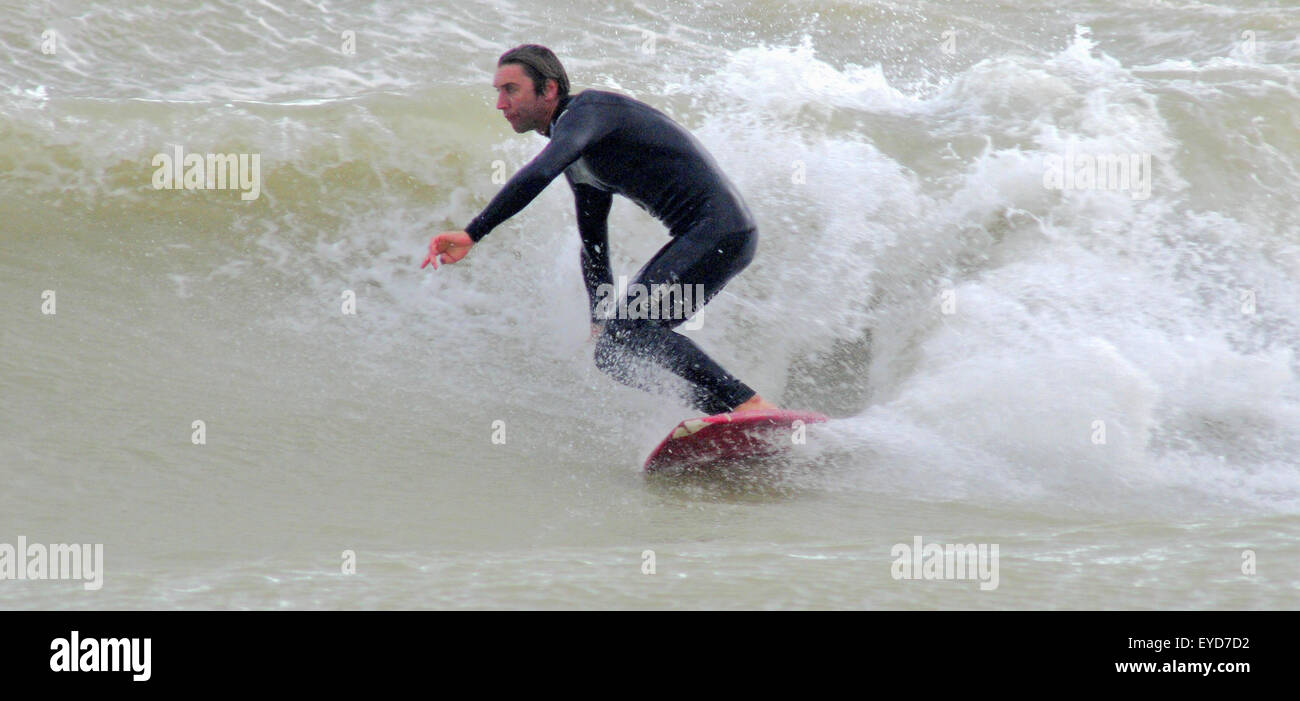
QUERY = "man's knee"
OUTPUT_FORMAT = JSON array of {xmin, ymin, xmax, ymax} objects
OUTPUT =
[
  {"xmin": 593, "ymin": 326, "xmax": 620, "ymax": 375},
  {"xmin": 593, "ymin": 319, "xmax": 658, "ymax": 375}
]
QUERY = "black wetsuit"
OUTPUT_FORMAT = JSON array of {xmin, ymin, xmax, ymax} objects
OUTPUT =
[{"xmin": 465, "ymin": 90, "xmax": 758, "ymax": 414}]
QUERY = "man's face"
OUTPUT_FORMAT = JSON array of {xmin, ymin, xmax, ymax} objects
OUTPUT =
[{"xmin": 494, "ymin": 63, "xmax": 555, "ymax": 134}]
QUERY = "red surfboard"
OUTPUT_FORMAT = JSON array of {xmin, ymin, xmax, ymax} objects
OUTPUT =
[{"xmin": 643, "ymin": 409, "xmax": 829, "ymax": 473}]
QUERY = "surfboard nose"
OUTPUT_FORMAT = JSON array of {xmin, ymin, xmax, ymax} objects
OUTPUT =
[{"xmin": 671, "ymin": 419, "xmax": 709, "ymax": 439}]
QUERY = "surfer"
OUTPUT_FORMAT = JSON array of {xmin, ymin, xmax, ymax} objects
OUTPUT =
[{"xmin": 423, "ymin": 44, "xmax": 778, "ymax": 416}]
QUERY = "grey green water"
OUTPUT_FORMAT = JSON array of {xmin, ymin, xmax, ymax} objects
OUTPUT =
[{"xmin": 2, "ymin": 0, "xmax": 1298, "ymax": 608}]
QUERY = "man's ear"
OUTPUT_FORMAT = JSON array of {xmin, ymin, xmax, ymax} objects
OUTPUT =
[{"xmin": 545, "ymin": 78, "xmax": 559, "ymax": 101}]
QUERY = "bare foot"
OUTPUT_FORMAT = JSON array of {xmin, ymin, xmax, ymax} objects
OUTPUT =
[{"xmin": 731, "ymin": 394, "xmax": 779, "ymax": 414}]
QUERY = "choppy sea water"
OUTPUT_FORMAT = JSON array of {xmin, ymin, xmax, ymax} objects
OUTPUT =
[{"xmin": 1, "ymin": 0, "xmax": 1297, "ymax": 609}]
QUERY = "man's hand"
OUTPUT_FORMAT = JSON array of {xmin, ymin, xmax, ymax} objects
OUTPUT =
[{"xmin": 422, "ymin": 231, "xmax": 474, "ymax": 269}]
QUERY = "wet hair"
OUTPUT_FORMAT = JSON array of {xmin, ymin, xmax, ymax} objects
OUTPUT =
[{"xmin": 498, "ymin": 44, "xmax": 570, "ymax": 99}]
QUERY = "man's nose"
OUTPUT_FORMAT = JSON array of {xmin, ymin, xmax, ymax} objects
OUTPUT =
[{"xmin": 496, "ymin": 93, "xmax": 508, "ymax": 110}]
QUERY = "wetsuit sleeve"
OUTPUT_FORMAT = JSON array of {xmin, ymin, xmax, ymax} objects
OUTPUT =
[
  {"xmin": 571, "ymin": 181, "xmax": 614, "ymax": 322},
  {"xmin": 464, "ymin": 104, "xmax": 611, "ymax": 242}
]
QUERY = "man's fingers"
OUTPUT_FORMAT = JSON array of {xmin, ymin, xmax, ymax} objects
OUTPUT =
[
  {"xmin": 423, "ymin": 236, "xmax": 444, "ymax": 270},
  {"xmin": 423, "ymin": 233, "xmax": 467, "ymax": 270}
]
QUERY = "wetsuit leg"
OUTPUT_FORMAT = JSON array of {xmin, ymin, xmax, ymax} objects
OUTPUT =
[{"xmin": 594, "ymin": 227, "xmax": 758, "ymax": 414}]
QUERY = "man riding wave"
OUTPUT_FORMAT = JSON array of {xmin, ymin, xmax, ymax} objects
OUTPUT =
[{"xmin": 424, "ymin": 44, "xmax": 779, "ymax": 416}]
